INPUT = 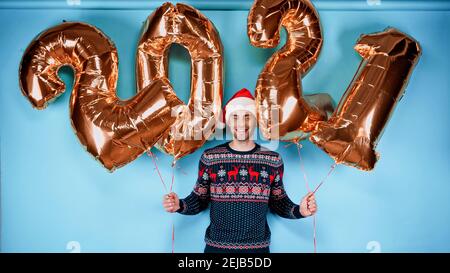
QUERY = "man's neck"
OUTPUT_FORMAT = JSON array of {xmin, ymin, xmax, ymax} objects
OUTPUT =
[{"xmin": 229, "ymin": 139, "xmax": 256, "ymax": 152}]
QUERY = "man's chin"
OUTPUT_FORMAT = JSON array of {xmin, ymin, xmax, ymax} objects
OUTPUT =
[{"xmin": 232, "ymin": 133, "xmax": 251, "ymax": 141}]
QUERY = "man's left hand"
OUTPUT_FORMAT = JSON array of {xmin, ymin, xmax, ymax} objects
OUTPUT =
[{"xmin": 300, "ymin": 192, "xmax": 317, "ymax": 217}]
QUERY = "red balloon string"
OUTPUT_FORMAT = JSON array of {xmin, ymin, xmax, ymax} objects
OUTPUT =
[
  {"xmin": 172, "ymin": 222, "xmax": 175, "ymax": 254},
  {"xmin": 295, "ymin": 143, "xmax": 311, "ymax": 191},
  {"xmin": 170, "ymin": 159, "xmax": 176, "ymax": 253},
  {"xmin": 147, "ymin": 151, "xmax": 168, "ymax": 192},
  {"xmin": 313, "ymin": 163, "xmax": 337, "ymax": 194},
  {"xmin": 147, "ymin": 150, "xmax": 176, "ymax": 254},
  {"xmin": 295, "ymin": 142, "xmax": 337, "ymax": 253},
  {"xmin": 170, "ymin": 159, "xmax": 177, "ymax": 192}
]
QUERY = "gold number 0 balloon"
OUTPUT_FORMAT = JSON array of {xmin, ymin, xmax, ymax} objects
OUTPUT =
[
  {"xmin": 310, "ymin": 28, "xmax": 421, "ymax": 171},
  {"xmin": 137, "ymin": 3, "xmax": 223, "ymax": 160},
  {"xmin": 248, "ymin": 0, "xmax": 333, "ymax": 142},
  {"xmin": 19, "ymin": 22, "xmax": 183, "ymax": 171}
]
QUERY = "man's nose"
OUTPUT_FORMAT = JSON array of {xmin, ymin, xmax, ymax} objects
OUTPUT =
[{"xmin": 236, "ymin": 117, "xmax": 247, "ymax": 127}]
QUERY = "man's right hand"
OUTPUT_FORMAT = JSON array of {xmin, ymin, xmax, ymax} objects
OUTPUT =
[{"xmin": 163, "ymin": 192, "xmax": 180, "ymax": 213}]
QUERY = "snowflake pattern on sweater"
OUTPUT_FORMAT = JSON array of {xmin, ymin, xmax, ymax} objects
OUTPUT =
[{"xmin": 177, "ymin": 142, "xmax": 303, "ymax": 250}]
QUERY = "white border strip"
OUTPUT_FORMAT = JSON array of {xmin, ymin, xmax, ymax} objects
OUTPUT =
[{"xmin": 0, "ymin": 1, "xmax": 449, "ymax": 11}]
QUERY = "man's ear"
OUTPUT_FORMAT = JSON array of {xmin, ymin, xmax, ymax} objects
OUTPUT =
[{"xmin": 216, "ymin": 119, "xmax": 226, "ymax": 130}]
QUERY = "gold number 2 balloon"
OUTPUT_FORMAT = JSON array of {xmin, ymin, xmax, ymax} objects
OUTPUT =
[
  {"xmin": 136, "ymin": 2, "xmax": 223, "ymax": 160},
  {"xmin": 19, "ymin": 22, "xmax": 182, "ymax": 171},
  {"xmin": 19, "ymin": 3, "xmax": 223, "ymax": 171},
  {"xmin": 310, "ymin": 28, "xmax": 421, "ymax": 171},
  {"xmin": 248, "ymin": 0, "xmax": 333, "ymax": 142}
]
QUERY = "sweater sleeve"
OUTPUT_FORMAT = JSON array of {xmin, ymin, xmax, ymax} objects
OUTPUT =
[
  {"xmin": 177, "ymin": 153, "xmax": 211, "ymax": 215},
  {"xmin": 269, "ymin": 156, "xmax": 304, "ymax": 219}
]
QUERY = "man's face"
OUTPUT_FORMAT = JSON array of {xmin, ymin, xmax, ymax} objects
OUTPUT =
[{"xmin": 227, "ymin": 110, "xmax": 257, "ymax": 141}]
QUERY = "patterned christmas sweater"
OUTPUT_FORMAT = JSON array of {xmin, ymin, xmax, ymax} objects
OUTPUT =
[{"xmin": 177, "ymin": 142, "xmax": 304, "ymax": 250}]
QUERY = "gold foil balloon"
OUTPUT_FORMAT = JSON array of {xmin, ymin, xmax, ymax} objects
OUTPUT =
[
  {"xmin": 305, "ymin": 94, "xmax": 334, "ymax": 122},
  {"xmin": 310, "ymin": 28, "xmax": 421, "ymax": 171},
  {"xmin": 248, "ymin": 0, "xmax": 327, "ymax": 141},
  {"xmin": 19, "ymin": 22, "xmax": 183, "ymax": 171},
  {"xmin": 136, "ymin": 2, "xmax": 223, "ymax": 160}
]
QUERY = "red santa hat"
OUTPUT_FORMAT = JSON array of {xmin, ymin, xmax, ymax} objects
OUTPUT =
[{"xmin": 221, "ymin": 88, "xmax": 256, "ymax": 126}]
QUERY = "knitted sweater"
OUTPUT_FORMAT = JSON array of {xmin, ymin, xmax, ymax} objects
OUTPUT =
[{"xmin": 177, "ymin": 142, "xmax": 303, "ymax": 250}]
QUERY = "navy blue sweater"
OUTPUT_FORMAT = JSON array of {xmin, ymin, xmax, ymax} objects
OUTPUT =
[{"xmin": 177, "ymin": 142, "xmax": 303, "ymax": 250}]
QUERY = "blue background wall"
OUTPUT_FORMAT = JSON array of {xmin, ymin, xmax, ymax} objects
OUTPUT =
[{"xmin": 1, "ymin": 0, "xmax": 449, "ymax": 252}]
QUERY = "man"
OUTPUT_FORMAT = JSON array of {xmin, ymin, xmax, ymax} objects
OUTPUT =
[{"xmin": 162, "ymin": 88, "xmax": 317, "ymax": 253}]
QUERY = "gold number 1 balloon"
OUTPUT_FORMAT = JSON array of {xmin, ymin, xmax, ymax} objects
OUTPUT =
[
  {"xmin": 310, "ymin": 28, "xmax": 421, "ymax": 171},
  {"xmin": 248, "ymin": 0, "xmax": 332, "ymax": 142}
]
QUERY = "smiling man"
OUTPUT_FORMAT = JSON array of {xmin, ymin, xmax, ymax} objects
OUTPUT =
[{"xmin": 162, "ymin": 88, "xmax": 317, "ymax": 253}]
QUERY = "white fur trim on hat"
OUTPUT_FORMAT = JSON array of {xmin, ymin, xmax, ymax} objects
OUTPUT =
[{"xmin": 225, "ymin": 97, "xmax": 256, "ymax": 122}]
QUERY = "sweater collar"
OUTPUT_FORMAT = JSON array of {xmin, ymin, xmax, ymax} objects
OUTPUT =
[{"xmin": 225, "ymin": 141, "xmax": 259, "ymax": 154}]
